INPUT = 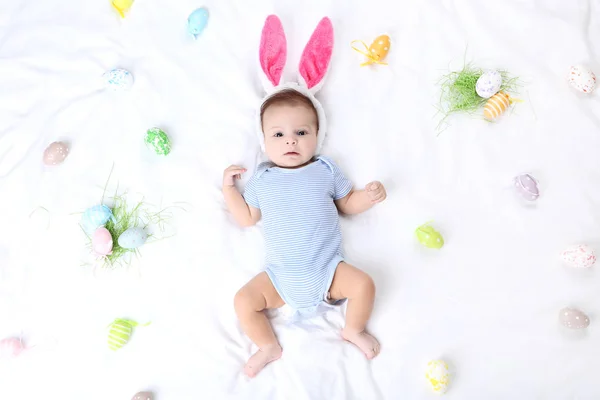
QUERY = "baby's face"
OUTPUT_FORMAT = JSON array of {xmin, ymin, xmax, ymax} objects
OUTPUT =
[{"xmin": 262, "ymin": 104, "xmax": 318, "ymax": 168}]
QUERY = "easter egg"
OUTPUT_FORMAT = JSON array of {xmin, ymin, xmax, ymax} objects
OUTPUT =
[
  {"xmin": 0, "ymin": 337, "xmax": 25, "ymax": 358},
  {"xmin": 92, "ymin": 227, "xmax": 113, "ymax": 255},
  {"xmin": 43, "ymin": 141, "xmax": 69, "ymax": 166},
  {"xmin": 416, "ymin": 223, "xmax": 444, "ymax": 249},
  {"xmin": 112, "ymin": 0, "xmax": 134, "ymax": 18},
  {"xmin": 132, "ymin": 392, "xmax": 153, "ymax": 400},
  {"xmin": 82, "ymin": 205, "xmax": 114, "ymax": 232},
  {"xmin": 145, "ymin": 127, "xmax": 171, "ymax": 155},
  {"xmin": 567, "ymin": 65, "xmax": 596, "ymax": 94},
  {"xmin": 368, "ymin": 35, "xmax": 391, "ymax": 63},
  {"xmin": 108, "ymin": 318, "xmax": 135, "ymax": 350},
  {"xmin": 483, "ymin": 91, "xmax": 510, "ymax": 120},
  {"xmin": 476, "ymin": 70, "xmax": 502, "ymax": 98},
  {"xmin": 188, "ymin": 7, "xmax": 209, "ymax": 38},
  {"xmin": 560, "ymin": 244, "xmax": 596, "ymax": 269},
  {"xmin": 513, "ymin": 173, "xmax": 539, "ymax": 201},
  {"xmin": 425, "ymin": 360, "xmax": 450, "ymax": 394},
  {"xmin": 117, "ymin": 227, "xmax": 148, "ymax": 249},
  {"xmin": 103, "ymin": 68, "xmax": 134, "ymax": 91},
  {"xmin": 559, "ymin": 307, "xmax": 590, "ymax": 329}
]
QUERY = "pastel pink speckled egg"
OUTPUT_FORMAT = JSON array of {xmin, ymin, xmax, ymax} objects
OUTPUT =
[
  {"xmin": 43, "ymin": 141, "xmax": 69, "ymax": 166},
  {"xmin": 567, "ymin": 65, "xmax": 596, "ymax": 94},
  {"xmin": 92, "ymin": 227, "xmax": 113, "ymax": 256},
  {"xmin": 560, "ymin": 244, "xmax": 596, "ymax": 269},
  {"xmin": 0, "ymin": 337, "xmax": 26, "ymax": 358}
]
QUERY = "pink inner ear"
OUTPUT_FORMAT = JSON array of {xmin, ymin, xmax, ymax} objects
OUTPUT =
[
  {"xmin": 259, "ymin": 15, "xmax": 287, "ymax": 87},
  {"xmin": 299, "ymin": 17, "xmax": 333, "ymax": 89}
]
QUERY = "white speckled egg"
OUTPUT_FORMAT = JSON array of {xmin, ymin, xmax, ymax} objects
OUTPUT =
[
  {"xmin": 425, "ymin": 359, "xmax": 450, "ymax": 394},
  {"xmin": 43, "ymin": 141, "xmax": 69, "ymax": 166},
  {"xmin": 560, "ymin": 244, "xmax": 596, "ymax": 269},
  {"xmin": 476, "ymin": 70, "xmax": 503, "ymax": 98},
  {"xmin": 103, "ymin": 68, "xmax": 134, "ymax": 91},
  {"xmin": 559, "ymin": 307, "xmax": 590, "ymax": 329},
  {"xmin": 567, "ymin": 65, "xmax": 596, "ymax": 94},
  {"xmin": 513, "ymin": 173, "xmax": 539, "ymax": 201},
  {"xmin": 132, "ymin": 391, "xmax": 153, "ymax": 400},
  {"xmin": 117, "ymin": 227, "xmax": 148, "ymax": 249}
]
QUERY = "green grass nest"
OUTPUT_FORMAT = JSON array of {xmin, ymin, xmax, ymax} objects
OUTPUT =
[{"xmin": 436, "ymin": 63, "xmax": 521, "ymax": 131}]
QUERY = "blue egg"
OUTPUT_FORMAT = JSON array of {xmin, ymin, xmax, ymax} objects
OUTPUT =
[
  {"xmin": 82, "ymin": 205, "xmax": 115, "ymax": 233},
  {"xmin": 187, "ymin": 7, "xmax": 209, "ymax": 38}
]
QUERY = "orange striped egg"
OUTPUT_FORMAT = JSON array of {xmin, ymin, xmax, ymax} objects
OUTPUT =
[
  {"xmin": 483, "ymin": 91, "xmax": 510, "ymax": 120},
  {"xmin": 367, "ymin": 35, "xmax": 391, "ymax": 64}
]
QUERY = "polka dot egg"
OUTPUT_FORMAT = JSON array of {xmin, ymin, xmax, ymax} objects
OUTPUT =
[
  {"xmin": 103, "ymin": 68, "xmax": 134, "ymax": 91},
  {"xmin": 560, "ymin": 244, "xmax": 596, "ymax": 269},
  {"xmin": 117, "ymin": 227, "xmax": 148, "ymax": 249},
  {"xmin": 567, "ymin": 65, "xmax": 596, "ymax": 94},
  {"xmin": 187, "ymin": 7, "xmax": 209, "ymax": 38},
  {"xmin": 132, "ymin": 391, "xmax": 153, "ymax": 400},
  {"xmin": 43, "ymin": 141, "xmax": 69, "ymax": 166},
  {"xmin": 368, "ymin": 35, "xmax": 391, "ymax": 64},
  {"xmin": 476, "ymin": 70, "xmax": 502, "ymax": 98},
  {"xmin": 559, "ymin": 307, "xmax": 590, "ymax": 329},
  {"xmin": 425, "ymin": 359, "xmax": 450, "ymax": 394}
]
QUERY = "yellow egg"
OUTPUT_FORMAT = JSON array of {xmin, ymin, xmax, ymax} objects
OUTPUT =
[
  {"xmin": 425, "ymin": 360, "xmax": 450, "ymax": 394},
  {"xmin": 367, "ymin": 35, "xmax": 391, "ymax": 64}
]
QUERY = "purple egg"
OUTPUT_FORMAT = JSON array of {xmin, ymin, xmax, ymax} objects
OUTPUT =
[{"xmin": 513, "ymin": 173, "xmax": 539, "ymax": 201}]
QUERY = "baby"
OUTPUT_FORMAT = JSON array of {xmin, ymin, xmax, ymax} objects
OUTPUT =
[{"xmin": 222, "ymin": 89, "xmax": 387, "ymax": 377}]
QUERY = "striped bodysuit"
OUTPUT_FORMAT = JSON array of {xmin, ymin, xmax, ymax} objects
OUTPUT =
[{"xmin": 243, "ymin": 156, "xmax": 352, "ymax": 320}]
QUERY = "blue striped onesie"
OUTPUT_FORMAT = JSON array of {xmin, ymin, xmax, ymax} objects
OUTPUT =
[{"xmin": 243, "ymin": 156, "xmax": 353, "ymax": 320}]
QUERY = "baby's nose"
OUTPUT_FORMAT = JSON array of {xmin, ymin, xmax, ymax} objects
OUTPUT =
[{"xmin": 286, "ymin": 138, "xmax": 297, "ymax": 145}]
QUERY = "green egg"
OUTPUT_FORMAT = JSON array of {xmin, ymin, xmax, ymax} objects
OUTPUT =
[
  {"xmin": 415, "ymin": 223, "xmax": 444, "ymax": 249},
  {"xmin": 145, "ymin": 127, "xmax": 171, "ymax": 156}
]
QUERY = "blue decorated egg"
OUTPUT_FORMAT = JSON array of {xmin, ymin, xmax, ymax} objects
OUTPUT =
[
  {"xmin": 187, "ymin": 8, "xmax": 209, "ymax": 38},
  {"xmin": 82, "ymin": 205, "xmax": 114, "ymax": 232},
  {"xmin": 117, "ymin": 227, "xmax": 148, "ymax": 249},
  {"xmin": 103, "ymin": 68, "xmax": 134, "ymax": 91},
  {"xmin": 476, "ymin": 70, "xmax": 502, "ymax": 99}
]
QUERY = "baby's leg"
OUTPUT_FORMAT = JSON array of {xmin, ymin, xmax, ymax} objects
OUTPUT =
[
  {"xmin": 329, "ymin": 262, "xmax": 380, "ymax": 359},
  {"xmin": 234, "ymin": 272, "xmax": 285, "ymax": 377}
]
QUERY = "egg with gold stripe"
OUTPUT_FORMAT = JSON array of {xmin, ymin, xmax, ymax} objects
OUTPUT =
[{"xmin": 483, "ymin": 91, "xmax": 510, "ymax": 120}]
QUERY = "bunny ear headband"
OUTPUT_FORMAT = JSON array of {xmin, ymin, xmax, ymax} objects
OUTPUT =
[{"xmin": 256, "ymin": 15, "xmax": 334, "ymax": 153}]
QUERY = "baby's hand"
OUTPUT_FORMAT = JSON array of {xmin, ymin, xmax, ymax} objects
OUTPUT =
[
  {"xmin": 223, "ymin": 165, "xmax": 247, "ymax": 188},
  {"xmin": 366, "ymin": 181, "xmax": 386, "ymax": 204}
]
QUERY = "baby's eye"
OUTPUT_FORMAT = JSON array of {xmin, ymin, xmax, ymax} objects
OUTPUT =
[
  {"xmin": 297, "ymin": 130, "xmax": 307, "ymax": 136},
  {"xmin": 274, "ymin": 132, "xmax": 283, "ymax": 137}
]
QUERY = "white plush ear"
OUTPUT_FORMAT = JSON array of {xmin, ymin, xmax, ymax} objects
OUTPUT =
[
  {"xmin": 297, "ymin": 17, "xmax": 334, "ymax": 94},
  {"xmin": 259, "ymin": 15, "xmax": 287, "ymax": 91}
]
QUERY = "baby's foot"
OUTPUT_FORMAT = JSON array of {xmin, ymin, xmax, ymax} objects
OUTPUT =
[
  {"xmin": 342, "ymin": 329, "xmax": 380, "ymax": 359},
  {"xmin": 244, "ymin": 344, "xmax": 282, "ymax": 378}
]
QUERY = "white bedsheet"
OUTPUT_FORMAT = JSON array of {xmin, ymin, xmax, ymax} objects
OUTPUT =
[{"xmin": 1, "ymin": 0, "xmax": 600, "ymax": 399}]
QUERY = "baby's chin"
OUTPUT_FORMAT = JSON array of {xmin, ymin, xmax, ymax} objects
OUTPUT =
[{"xmin": 270, "ymin": 155, "xmax": 313, "ymax": 169}]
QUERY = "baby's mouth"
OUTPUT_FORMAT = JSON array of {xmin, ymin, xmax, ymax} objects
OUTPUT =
[{"xmin": 284, "ymin": 152, "xmax": 299, "ymax": 156}]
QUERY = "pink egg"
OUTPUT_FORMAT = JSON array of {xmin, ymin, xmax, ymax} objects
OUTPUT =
[
  {"xmin": 0, "ymin": 337, "xmax": 25, "ymax": 358},
  {"xmin": 43, "ymin": 141, "xmax": 69, "ymax": 166},
  {"xmin": 559, "ymin": 307, "xmax": 590, "ymax": 329},
  {"xmin": 132, "ymin": 391, "xmax": 153, "ymax": 400},
  {"xmin": 92, "ymin": 227, "xmax": 113, "ymax": 255},
  {"xmin": 560, "ymin": 244, "xmax": 596, "ymax": 268}
]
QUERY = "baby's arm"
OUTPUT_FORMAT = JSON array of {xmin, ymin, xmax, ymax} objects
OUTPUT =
[
  {"xmin": 335, "ymin": 181, "xmax": 386, "ymax": 215},
  {"xmin": 222, "ymin": 165, "xmax": 261, "ymax": 227}
]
